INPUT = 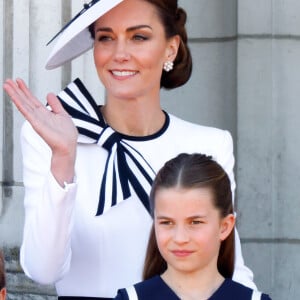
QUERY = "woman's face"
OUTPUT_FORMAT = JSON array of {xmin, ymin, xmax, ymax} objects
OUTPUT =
[
  {"xmin": 92, "ymin": 0, "xmax": 179, "ymax": 101},
  {"xmin": 154, "ymin": 187, "xmax": 234, "ymax": 275}
]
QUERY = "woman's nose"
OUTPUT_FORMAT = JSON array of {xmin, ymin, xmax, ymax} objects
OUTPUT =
[{"xmin": 113, "ymin": 40, "xmax": 131, "ymax": 62}]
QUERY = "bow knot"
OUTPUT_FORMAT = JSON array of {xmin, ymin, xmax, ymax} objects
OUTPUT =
[
  {"xmin": 98, "ymin": 126, "xmax": 122, "ymax": 151},
  {"xmin": 57, "ymin": 78, "xmax": 156, "ymax": 215}
]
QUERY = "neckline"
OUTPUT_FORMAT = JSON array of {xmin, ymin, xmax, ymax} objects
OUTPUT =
[
  {"xmin": 159, "ymin": 275, "xmax": 228, "ymax": 300},
  {"xmin": 101, "ymin": 108, "xmax": 170, "ymax": 142}
]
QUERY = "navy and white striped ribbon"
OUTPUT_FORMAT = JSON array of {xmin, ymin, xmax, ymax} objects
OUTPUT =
[{"xmin": 57, "ymin": 78, "xmax": 155, "ymax": 215}]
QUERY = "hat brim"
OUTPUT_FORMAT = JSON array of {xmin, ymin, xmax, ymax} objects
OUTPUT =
[{"xmin": 45, "ymin": 0, "xmax": 124, "ymax": 70}]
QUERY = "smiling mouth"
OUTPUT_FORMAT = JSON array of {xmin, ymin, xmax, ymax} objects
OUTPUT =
[{"xmin": 111, "ymin": 70, "xmax": 138, "ymax": 77}]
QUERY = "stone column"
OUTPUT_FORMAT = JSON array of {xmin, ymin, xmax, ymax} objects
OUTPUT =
[{"xmin": 237, "ymin": 0, "xmax": 300, "ymax": 298}]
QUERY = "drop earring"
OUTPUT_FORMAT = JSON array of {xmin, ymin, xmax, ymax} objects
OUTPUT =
[{"xmin": 163, "ymin": 61, "xmax": 174, "ymax": 72}]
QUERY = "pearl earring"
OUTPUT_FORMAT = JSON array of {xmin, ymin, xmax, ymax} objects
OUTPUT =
[{"xmin": 163, "ymin": 61, "xmax": 174, "ymax": 72}]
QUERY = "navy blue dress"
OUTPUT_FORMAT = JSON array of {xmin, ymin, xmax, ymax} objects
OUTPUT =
[{"xmin": 114, "ymin": 276, "xmax": 272, "ymax": 300}]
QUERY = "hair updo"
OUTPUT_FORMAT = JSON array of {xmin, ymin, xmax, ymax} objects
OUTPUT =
[{"xmin": 145, "ymin": 0, "xmax": 193, "ymax": 89}]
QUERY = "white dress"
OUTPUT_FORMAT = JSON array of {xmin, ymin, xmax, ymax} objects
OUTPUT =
[{"xmin": 19, "ymin": 78, "xmax": 256, "ymax": 297}]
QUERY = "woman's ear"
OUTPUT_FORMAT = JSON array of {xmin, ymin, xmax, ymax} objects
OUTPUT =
[
  {"xmin": 220, "ymin": 214, "xmax": 235, "ymax": 241},
  {"xmin": 165, "ymin": 35, "xmax": 180, "ymax": 62}
]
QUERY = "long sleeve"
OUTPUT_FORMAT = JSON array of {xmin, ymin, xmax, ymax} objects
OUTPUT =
[
  {"xmin": 20, "ymin": 121, "xmax": 77, "ymax": 284},
  {"xmin": 217, "ymin": 130, "xmax": 257, "ymax": 290},
  {"xmin": 213, "ymin": 130, "xmax": 236, "ymax": 201}
]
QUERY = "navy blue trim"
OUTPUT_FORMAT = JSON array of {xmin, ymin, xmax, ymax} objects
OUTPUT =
[
  {"xmin": 117, "ymin": 146, "xmax": 131, "ymax": 199},
  {"xmin": 57, "ymin": 98, "xmax": 102, "ymax": 127},
  {"xmin": 116, "ymin": 111, "xmax": 170, "ymax": 141},
  {"xmin": 123, "ymin": 147, "xmax": 153, "ymax": 184},
  {"xmin": 111, "ymin": 165, "xmax": 117, "ymax": 206},
  {"xmin": 58, "ymin": 297, "xmax": 112, "ymax": 300},
  {"xmin": 77, "ymin": 127, "xmax": 101, "ymax": 140},
  {"xmin": 73, "ymin": 78, "xmax": 106, "ymax": 125},
  {"xmin": 64, "ymin": 87, "xmax": 88, "ymax": 114}
]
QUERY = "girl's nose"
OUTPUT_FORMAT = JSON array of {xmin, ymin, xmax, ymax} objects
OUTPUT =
[{"xmin": 173, "ymin": 225, "xmax": 189, "ymax": 244}]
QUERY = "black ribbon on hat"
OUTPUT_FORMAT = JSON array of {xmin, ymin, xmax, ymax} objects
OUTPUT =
[
  {"xmin": 47, "ymin": 0, "xmax": 100, "ymax": 46},
  {"xmin": 56, "ymin": 78, "xmax": 157, "ymax": 215}
]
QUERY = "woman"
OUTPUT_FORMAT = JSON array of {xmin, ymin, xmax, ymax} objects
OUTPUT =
[
  {"xmin": 3, "ymin": 0, "xmax": 255, "ymax": 298},
  {"xmin": 114, "ymin": 154, "xmax": 271, "ymax": 299}
]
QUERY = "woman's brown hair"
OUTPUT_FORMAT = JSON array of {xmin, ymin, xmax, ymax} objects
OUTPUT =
[{"xmin": 143, "ymin": 153, "xmax": 235, "ymax": 280}]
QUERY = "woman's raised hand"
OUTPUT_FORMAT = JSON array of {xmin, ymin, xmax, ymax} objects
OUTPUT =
[{"xmin": 3, "ymin": 78, "xmax": 78, "ymax": 185}]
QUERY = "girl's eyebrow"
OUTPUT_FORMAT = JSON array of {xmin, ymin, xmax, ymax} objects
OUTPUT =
[
  {"xmin": 188, "ymin": 214, "xmax": 207, "ymax": 218},
  {"xmin": 95, "ymin": 25, "xmax": 153, "ymax": 33},
  {"xmin": 156, "ymin": 214, "xmax": 207, "ymax": 220},
  {"xmin": 156, "ymin": 215, "xmax": 171, "ymax": 219}
]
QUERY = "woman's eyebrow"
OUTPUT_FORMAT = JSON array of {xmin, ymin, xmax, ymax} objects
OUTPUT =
[
  {"xmin": 126, "ymin": 25, "xmax": 153, "ymax": 32},
  {"xmin": 95, "ymin": 25, "xmax": 153, "ymax": 33}
]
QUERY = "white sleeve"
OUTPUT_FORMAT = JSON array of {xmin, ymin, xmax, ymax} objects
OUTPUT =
[
  {"xmin": 251, "ymin": 289, "xmax": 262, "ymax": 300},
  {"xmin": 233, "ymin": 228, "xmax": 257, "ymax": 289},
  {"xmin": 20, "ymin": 121, "xmax": 77, "ymax": 284},
  {"xmin": 218, "ymin": 130, "xmax": 257, "ymax": 289},
  {"xmin": 216, "ymin": 130, "xmax": 236, "ymax": 203}
]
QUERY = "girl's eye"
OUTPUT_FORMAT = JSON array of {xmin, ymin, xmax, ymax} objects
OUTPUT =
[
  {"xmin": 191, "ymin": 220, "xmax": 203, "ymax": 225},
  {"xmin": 159, "ymin": 220, "xmax": 173, "ymax": 225}
]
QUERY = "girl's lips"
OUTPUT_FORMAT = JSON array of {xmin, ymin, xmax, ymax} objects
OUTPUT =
[{"xmin": 171, "ymin": 250, "xmax": 194, "ymax": 257}]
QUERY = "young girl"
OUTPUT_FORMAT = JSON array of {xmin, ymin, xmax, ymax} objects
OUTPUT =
[{"xmin": 114, "ymin": 153, "xmax": 272, "ymax": 300}]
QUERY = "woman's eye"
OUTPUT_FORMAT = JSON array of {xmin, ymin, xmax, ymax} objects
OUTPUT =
[
  {"xmin": 97, "ymin": 35, "xmax": 112, "ymax": 42},
  {"xmin": 133, "ymin": 34, "xmax": 148, "ymax": 41}
]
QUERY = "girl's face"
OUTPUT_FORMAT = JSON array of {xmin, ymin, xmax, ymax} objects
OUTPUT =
[
  {"xmin": 154, "ymin": 187, "xmax": 234, "ymax": 276},
  {"xmin": 92, "ymin": 0, "xmax": 179, "ymax": 101}
]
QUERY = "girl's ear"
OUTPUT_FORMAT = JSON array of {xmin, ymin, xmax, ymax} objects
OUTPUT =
[
  {"xmin": 165, "ymin": 35, "xmax": 180, "ymax": 62},
  {"xmin": 220, "ymin": 214, "xmax": 235, "ymax": 241}
]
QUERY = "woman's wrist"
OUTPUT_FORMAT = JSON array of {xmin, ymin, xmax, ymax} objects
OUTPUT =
[{"xmin": 51, "ymin": 150, "xmax": 76, "ymax": 187}]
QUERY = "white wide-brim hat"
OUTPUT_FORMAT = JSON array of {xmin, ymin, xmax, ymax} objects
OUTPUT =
[{"xmin": 45, "ymin": 0, "xmax": 124, "ymax": 70}]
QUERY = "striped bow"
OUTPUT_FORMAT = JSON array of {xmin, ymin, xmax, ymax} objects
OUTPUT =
[{"xmin": 57, "ymin": 78, "xmax": 156, "ymax": 215}]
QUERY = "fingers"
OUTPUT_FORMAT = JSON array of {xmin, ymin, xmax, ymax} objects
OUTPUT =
[
  {"xmin": 3, "ymin": 79, "xmax": 33, "ymax": 118},
  {"xmin": 46, "ymin": 93, "xmax": 69, "ymax": 116},
  {"xmin": 3, "ymin": 79, "xmax": 76, "ymax": 152},
  {"xmin": 15, "ymin": 78, "xmax": 39, "ymax": 104},
  {"xmin": 4, "ymin": 78, "xmax": 42, "ymax": 109}
]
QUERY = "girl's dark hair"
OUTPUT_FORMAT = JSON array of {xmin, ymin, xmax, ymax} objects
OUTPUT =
[
  {"xmin": 88, "ymin": 0, "xmax": 192, "ymax": 90},
  {"xmin": 0, "ymin": 250, "xmax": 6, "ymax": 290},
  {"xmin": 143, "ymin": 153, "xmax": 235, "ymax": 280}
]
